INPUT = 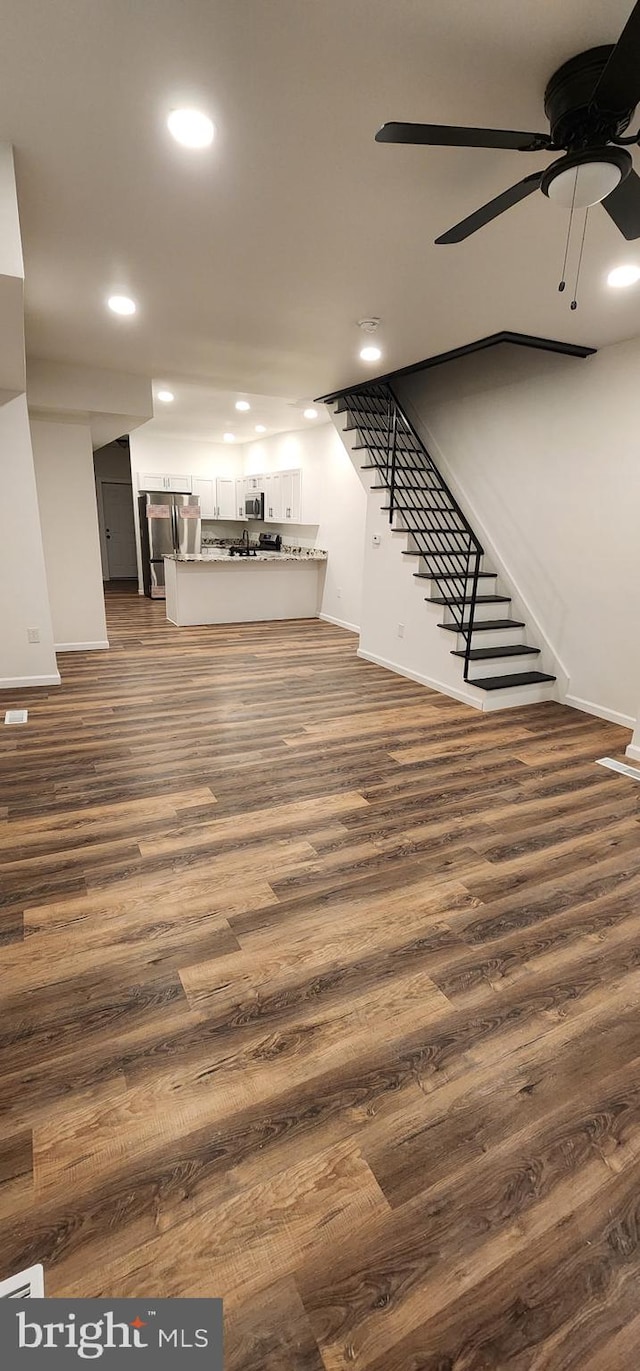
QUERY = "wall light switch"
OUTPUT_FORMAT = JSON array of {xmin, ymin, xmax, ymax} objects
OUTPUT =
[{"xmin": 372, "ymin": 534, "xmax": 381, "ymax": 547}]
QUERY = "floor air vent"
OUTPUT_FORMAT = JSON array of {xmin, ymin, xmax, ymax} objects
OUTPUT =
[{"xmin": 0, "ymin": 1264, "xmax": 44, "ymax": 1298}]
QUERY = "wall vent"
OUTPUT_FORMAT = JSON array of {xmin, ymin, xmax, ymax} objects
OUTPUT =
[{"xmin": 0, "ymin": 1265, "xmax": 44, "ymax": 1298}]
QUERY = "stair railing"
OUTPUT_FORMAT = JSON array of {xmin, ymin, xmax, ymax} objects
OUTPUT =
[{"xmin": 340, "ymin": 382, "xmax": 484, "ymax": 682}]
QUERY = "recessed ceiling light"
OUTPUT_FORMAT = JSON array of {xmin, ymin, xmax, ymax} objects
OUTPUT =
[
  {"xmin": 303, "ymin": 407, "xmax": 318, "ymax": 419},
  {"xmin": 107, "ymin": 294, "xmax": 136, "ymax": 316},
  {"xmin": 235, "ymin": 400, "xmax": 251, "ymax": 411},
  {"xmin": 360, "ymin": 345, "xmax": 382, "ymax": 363},
  {"xmin": 607, "ymin": 263, "xmax": 640, "ymax": 288},
  {"xmin": 167, "ymin": 108, "xmax": 215, "ymax": 148},
  {"xmin": 255, "ymin": 424, "xmax": 267, "ymax": 433},
  {"xmin": 223, "ymin": 432, "xmax": 235, "ymax": 442},
  {"xmin": 157, "ymin": 389, "xmax": 174, "ymax": 403}
]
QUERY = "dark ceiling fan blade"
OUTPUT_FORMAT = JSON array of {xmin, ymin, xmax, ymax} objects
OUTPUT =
[
  {"xmin": 375, "ymin": 122, "xmax": 551, "ymax": 151},
  {"xmin": 602, "ymin": 167, "xmax": 640, "ymax": 238},
  {"xmin": 591, "ymin": 0, "xmax": 640, "ymax": 111},
  {"xmin": 435, "ymin": 172, "xmax": 543, "ymax": 244}
]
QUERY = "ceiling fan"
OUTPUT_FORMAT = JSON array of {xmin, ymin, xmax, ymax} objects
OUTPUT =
[{"xmin": 376, "ymin": 0, "xmax": 640, "ymax": 244}]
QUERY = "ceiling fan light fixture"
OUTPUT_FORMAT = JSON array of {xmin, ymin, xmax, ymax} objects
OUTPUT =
[
  {"xmin": 547, "ymin": 160, "xmax": 622, "ymax": 207},
  {"xmin": 541, "ymin": 147, "xmax": 632, "ymax": 209}
]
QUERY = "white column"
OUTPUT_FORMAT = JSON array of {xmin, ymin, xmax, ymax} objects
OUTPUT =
[
  {"xmin": 31, "ymin": 419, "xmax": 109, "ymax": 651},
  {"xmin": 0, "ymin": 395, "xmax": 58, "ymax": 688},
  {"xmin": 0, "ymin": 145, "xmax": 58, "ymax": 690}
]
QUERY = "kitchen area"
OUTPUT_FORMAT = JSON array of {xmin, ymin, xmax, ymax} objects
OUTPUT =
[
  {"xmin": 137, "ymin": 470, "xmax": 327, "ymax": 627},
  {"xmin": 122, "ymin": 388, "xmax": 365, "ymax": 642}
]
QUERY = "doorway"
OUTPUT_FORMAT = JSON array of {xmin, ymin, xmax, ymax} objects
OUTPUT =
[
  {"xmin": 102, "ymin": 481, "xmax": 137, "ymax": 578},
  {"xmin": 94, "ymin": 438, "xmax": 138, "ymax": 585}
]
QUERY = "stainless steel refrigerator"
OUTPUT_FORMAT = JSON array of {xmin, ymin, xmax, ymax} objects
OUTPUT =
[{"xmin": 138, "ymin": 492, "xmax": 202, "ymax": 598}]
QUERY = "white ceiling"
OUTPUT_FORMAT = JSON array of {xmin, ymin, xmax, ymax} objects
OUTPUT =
[
  {"xmin": 3, "ymin": 0, "xmax": 640, "ymax": 401},
  {"xmin": 146, "ymin": 381, "xmax": 328, "ymax": 442}
]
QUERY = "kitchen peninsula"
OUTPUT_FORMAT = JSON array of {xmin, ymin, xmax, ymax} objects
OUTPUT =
[{"xmin": 164, "ymin": 548, "xmax": 327, "ymax": 626}]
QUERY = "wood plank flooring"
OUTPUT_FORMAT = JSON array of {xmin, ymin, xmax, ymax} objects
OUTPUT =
[{"xmin": 1, "ymin": 586, "xmax": 639, "ymax": 1368}]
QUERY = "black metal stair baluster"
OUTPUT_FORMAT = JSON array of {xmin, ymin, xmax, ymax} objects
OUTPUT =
[
  {"xmin": 463, "ymin": 549, "xmax": 482, "ymax": 682},
  {"xmin": 388, "ymin": 400, "xmax": 398, "ymax": 525}
]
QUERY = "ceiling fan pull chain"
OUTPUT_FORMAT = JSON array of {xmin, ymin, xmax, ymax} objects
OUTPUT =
[
  {"xmin": 571, "ymin": 206, "xmax": 590, "ymax": 310},
  {"xmin": 558, "ymin": 166, "xmax": 579, "ymax": 292}
]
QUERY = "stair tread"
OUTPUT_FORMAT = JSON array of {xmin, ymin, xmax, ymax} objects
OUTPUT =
[
  {"xmin": 439, "ymin": 618, "xmax": 526, "ymax": 632},
  {"xmin": 452, "ymin": 644, "xmax": 540, "ymax": 660},
  {"xmin": 359, "ymin": 459, "xmax": 425, "ymax": 469},
  {"xmin": 429, "ymin": 594, "xmax": 511, "ymax": 606},
  {"xmin": 472, "ymin": 671, "xmax": 556, "ymax": 690},
  {"xmin": 414, "ymin": 571, "xmax": 495, "ymax": 581},
  {"xmin": 402, "ymin": 545, "xmax": 465, "ymax": 555}
]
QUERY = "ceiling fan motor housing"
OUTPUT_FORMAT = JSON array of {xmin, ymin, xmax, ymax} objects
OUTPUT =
[{"xmin": 544, "ymin": 46, "xmax": 634, "ymax": 149}]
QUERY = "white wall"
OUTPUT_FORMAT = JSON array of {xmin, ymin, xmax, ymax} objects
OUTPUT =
[
  {"xmin": 31, "ymin": 418, "xmax": 108, "ymax": 651},
  {"xmin": 396, "ymin": 338, "xmax": 640, "ymax": 726},
  {"xmin": 0, "ymin": 395, "xmax": 58, "ymax": 688},
  {"xmin": 243, "ymin": 424, "xmax": 365, "ymax": 631}
]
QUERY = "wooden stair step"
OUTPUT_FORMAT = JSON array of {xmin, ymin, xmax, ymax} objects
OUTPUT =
[
  {"xmin": 452, "ymin": 644, "xmax": 540, "ymax": 660},
  {"xmin": 471, "ymin": 670, "xmax": 556, "ymax": 690},
  {"xmin": 439, "ymin": 618, "xmax": 525, "ymax": 632},
  {"xmin": 414, "ymin": 571, "xmax": 495, "ymax": 581},
  {"xmin": 429, "ymin": 594, "xmax": 511, "ymax": 606}
]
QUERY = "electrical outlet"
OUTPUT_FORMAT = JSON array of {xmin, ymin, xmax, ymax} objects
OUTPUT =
[
  {"xmin": 27, "ymin": 627, "xmax": 40, "ymax": 644},
  {"xmin": 397, "ymin": 623, "xmax": 405, "ymax": 638},
  {"xmin": 336, "ymin": 587, "xmax": 342, "ymax": 599}
]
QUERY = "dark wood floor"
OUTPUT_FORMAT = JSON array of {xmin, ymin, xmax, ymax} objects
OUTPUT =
[{"xmin": 1, "ymin": 587, "xmax": 639, "ymax": 1368}]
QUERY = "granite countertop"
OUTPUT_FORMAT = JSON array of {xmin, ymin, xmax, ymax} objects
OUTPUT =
[{"xmin": 166, "ymin": 549, "xmax": 327, "ymax": 564}]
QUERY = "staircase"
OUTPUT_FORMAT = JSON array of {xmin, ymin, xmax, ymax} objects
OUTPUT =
[{"xmin": 332, "ymin": 382, "xmax": 556, "ymax": 705}]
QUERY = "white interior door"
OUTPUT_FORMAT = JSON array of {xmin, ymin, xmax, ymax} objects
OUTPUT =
[{"xmin": 102, "ymin": 482, "xmax": 138, "ymax": 578}]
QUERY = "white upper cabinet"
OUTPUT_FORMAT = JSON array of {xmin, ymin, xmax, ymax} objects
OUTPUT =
[
  {"xmin": 165, "ymin": 474, "xmax": 193, "ymax": 492},
  {"xmin": 263, "ymin": 473, "xmax": 282, "ymax": 522},
  {"xmin": 138, "ymin": 473, "xmax": 193, "ymax": 493},
  {"xmin": 216, "ymin": 477, "xmax": 237, "ymax": 520},
  {"xmin": 141, "ymin": 466, "xmax": 308, "ymax": 523},
  {"xmin": 192, "ymin": 478, "xmax": 215, "ymax": 519},
  {"xmin": 280, "ymin": 469, "xmax": 302, "ymax": 522}
]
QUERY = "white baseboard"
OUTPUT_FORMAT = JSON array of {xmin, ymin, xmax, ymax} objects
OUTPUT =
[
  {"xmin": 625, "ymin": 743, "xmax": 640, "ymax": 761},
  {"xmin": 319, "ymin": 612, "xmax": 360, "ymax": 634},
  {"xmin": 0, "ymin": 672, "xmax": 61, "ymax": 690},
  {"xmin": 564, "ymin": 694, "xmax": 635, "ymax": 728},
  {"xmin": 357, "ymin": 648, "xmax": 482, "ymax": 709},
  {"xmin": 55, "ymin": 640, "xmax": 110, "ymax": 652}
]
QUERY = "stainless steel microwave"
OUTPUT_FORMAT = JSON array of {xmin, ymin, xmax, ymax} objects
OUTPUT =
[{"xmin": 245, "ymin": 493, "xmax": 264, "ymax": 519}]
